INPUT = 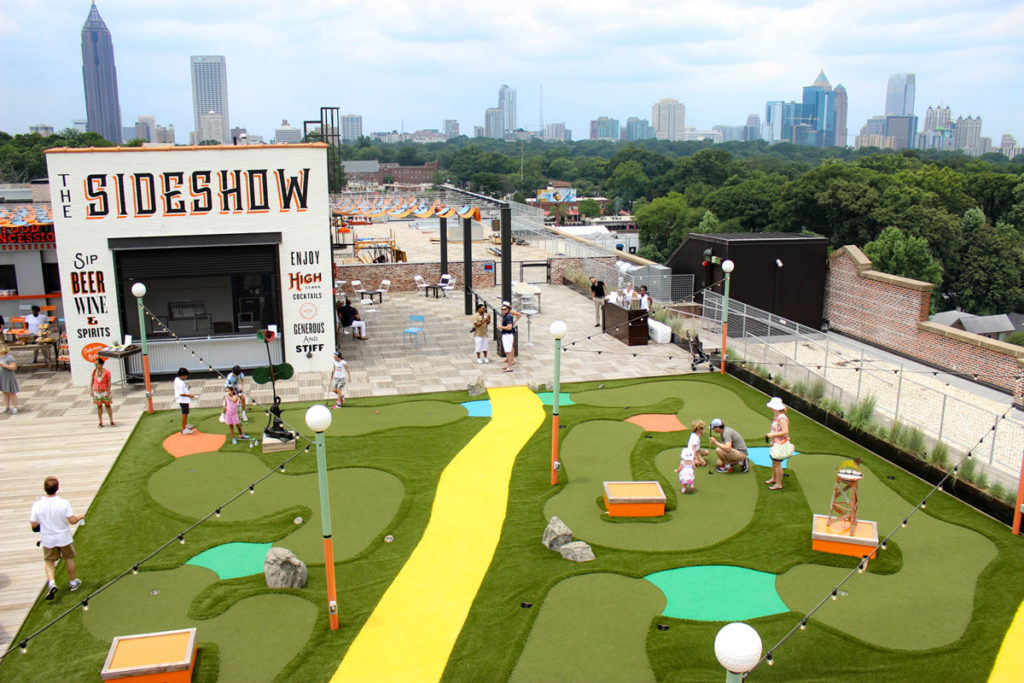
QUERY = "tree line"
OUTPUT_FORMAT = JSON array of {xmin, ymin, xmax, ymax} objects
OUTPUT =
[{"xmin": 3, "ymin": 130, "xmax": 1023, "ymax": 314}]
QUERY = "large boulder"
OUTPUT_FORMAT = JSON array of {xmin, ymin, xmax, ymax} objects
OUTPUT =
[
  {"xmin": 559, "ymin": 541, "xmax": 595, "ymax": 562},
  {"xmin": 542, "ymin": 516, "xmax": 573, "ymax": 550},
  {"xmin": 468, "ymin": 375, "xmax": 487, "ymax": 397},
  {"xmin": 264, "ymin": 547, "xmax": 308, "ymax": 588}
]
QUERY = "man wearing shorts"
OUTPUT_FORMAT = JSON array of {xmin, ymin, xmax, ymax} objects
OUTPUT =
[
  {"xmin": 498, "ymin": 301, "xmax": 521, "ymax": 373},
  {"xmin": 709, "ymin": 418, "xmax": 749, "ymax": 473},
  {"xmin": 174, "ymin": 367, "xmax": 196, "ymax": 435},
  {"xmin": 30, "ymin": 476, "xmax": 84, "ymax": 600}
]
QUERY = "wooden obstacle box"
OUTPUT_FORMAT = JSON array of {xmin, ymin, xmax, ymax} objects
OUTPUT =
[
  {"xmin": 262, "ymin": 434, "xmax": 296, "ymax": 454},
  {"xmin": 603, "ymin": 481, "xmax": 666, "ymax": 517},
  {"xmin": 101, "ymin": 627, "xmax": 197, "ymax": 682},
  {"xmin": 811, "ymin": 514, "xmax": 879, "ymax": 559}
]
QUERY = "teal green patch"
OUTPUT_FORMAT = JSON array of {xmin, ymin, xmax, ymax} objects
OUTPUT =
[
  {"xmin": 645, "ymin": 565, "xmax": 788, "ymax": 621},
  {"xmin": 535, "ymin": 392, "xmax": 575, "ymax": 406},
  {"xmin": 186, "ymin": 542, "xmax": 273, "ymax": 580}
]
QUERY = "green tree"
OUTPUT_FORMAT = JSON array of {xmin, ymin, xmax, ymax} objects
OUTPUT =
[
  {"xmin": 695, "ymin": 210, "xmax": 721, "ymax": 233},
  {"xmin": 701, "ymin": 173, "xmax": 785, "ymax": 232},
  {"xmin": 949, "ymin": 216, "xmax": 1024, "ymax": 314},
  {"xmin": 634, "ymin": 192, "xmax": 703, "ymax": 261},
  {"xmin": 772, "ymin": 161, "xmax": 884, "ymax": 245},
  {"xmin": 863, "ymin": 226, "xmax": 943, "ymax": 285},
  {"xmin": 577, "ymin": 198, "xmax": 601, "ymax": 218},
  {"xmin": 605, "ymin": 160, "xmax": 649, "ymax": 207}
]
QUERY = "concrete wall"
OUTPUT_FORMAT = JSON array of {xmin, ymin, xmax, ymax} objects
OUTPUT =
[{"xmin": 825, "ymin": 245, "xmax": 1024, "ymax": 394}]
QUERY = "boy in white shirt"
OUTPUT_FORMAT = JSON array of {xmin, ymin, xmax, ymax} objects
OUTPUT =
[
  {"xmin": 174, "ymin": 367, "xmax": 196, "ymax": 434},
  {"xmin": 29, "ymin": 476, "xmax": 84, "ymax": 600}
]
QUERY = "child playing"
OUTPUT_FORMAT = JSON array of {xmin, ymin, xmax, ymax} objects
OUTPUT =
[
  {"xmin": 225, "ymin": 365, "xmax": 248, "ymax": 422},
  {"xmin": 676, "ymin": 419, "xmax": 706, "ymax": 494},
  {"xmin": 173, "ymin": 367, "xmax": 196, "ymax": 435},
  {"xmin": 330, "ymin": 350, "xmax": 351, "ymax": 408},
  {"xmin": 223, "ymin": 385, "xmax": 249, "ymax": 444}
]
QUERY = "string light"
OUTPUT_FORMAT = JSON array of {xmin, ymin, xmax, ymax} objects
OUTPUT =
[
  {"xmin": 920, "ymin": 500, "xmax": 927, "ymax": 510},
  {"xmin": 249, "ymin": 485, "xmax": 255, "ymax": 494},
  {"xmin": 81, "ymin": 600, "xmax": 89, "ymax": 612},
  {"xmin": 881, "ymin": 540, "xmax": 888, "ymax": 550},
  {"xmin": 901, "ymin": 519, "xmax": 908, "ymax": 528},
  {"xmin": 278, "ymin": 464, "xmax": 286, "ymax": 473},
  {"xmin": 19, "ymin": 642, "xmax": 27, "ymax": 654},
  {"xmin": 830, "ymin": 589, "xmax": 838, "ymax": 601},
  {"xmin": 132, "ymin": 565, "xmax": 139, "ymax": 575},
  {"xmin": 178, "ymin": 535, "xmax": 185, "ymax": 545},
  {"xmin": 766, "ymin": 653, "xmax": 774, "ymax": 666},
  {"xmin": 215, "ymin": 509, "xmax": 221, "ymax": 517},
  {"xmin": 799, "ymin": 619, "xmax": 807, "ymax": 631}
]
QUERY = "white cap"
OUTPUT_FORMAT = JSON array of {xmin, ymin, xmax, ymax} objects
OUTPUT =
[
  {"xmin": 710, "ymin": 418, "xmax": 723, "ymax": 429},
  {"xmin": 766, "ymin": 397, "xmax": 785, "ymax": 411}
]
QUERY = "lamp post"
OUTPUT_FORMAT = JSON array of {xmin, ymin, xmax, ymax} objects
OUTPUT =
[
  {"xmin": 131, "ymin": 282, "xmax": 154, "ymax": 413},
  {"xmin": 305, "ymin": 404, "xmax": 339, "ymax": 630},
  {"xmin": 549, "ymin": 320, "xmax": 567, "ymax": 486},
  {"xmin": 719, "ymin": 259, "xmax": 734, "ymax": 375},
  {"xmin": 714, "ymin": 622, "xmax": 762, "ymax": 683}
]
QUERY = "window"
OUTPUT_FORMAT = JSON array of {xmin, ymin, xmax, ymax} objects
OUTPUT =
[{"xmin": 43, "ymin": 262, "xmax": 61, "ymax": 293}]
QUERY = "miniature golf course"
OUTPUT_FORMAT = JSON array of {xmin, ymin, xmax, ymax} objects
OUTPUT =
[{"xmin": 4, "ymin": 373, "xmax": 1024, "ymax": 682}]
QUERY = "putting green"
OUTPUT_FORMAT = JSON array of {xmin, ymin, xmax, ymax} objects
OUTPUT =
[
  {"xmin": 777, "ymin": 453, "xmax": 998, "ymax": 650},
  {"xmin": 186, "ymin": 542, "xmax": 273, "ymax": 580},
  {"xmin": 333, "ymin": 386, "xmax": 545, "ymax": 682},
  {"xmin": 544, "ymin": 420, "xmax": 758, "ymax": 551},
  {"xmin": 510, "ymin": 573, "xmax": 665, "ymax": 683},
  {"xmin": 82, "ymin": 564, "xmax": 316, "ymax": 683},
  {"xmin": 280, "ymin": 400, "xmax": 467, "ymax": 437},
  {"xmin": 645, "ymin": 565, "xmax": 788, "ymax": 621},
  {"xmin": 149, "ymin": 452, "xmax": 403, "ymax": 565}
]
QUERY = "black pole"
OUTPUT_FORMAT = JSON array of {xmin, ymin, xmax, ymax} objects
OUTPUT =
[
  {"xmin": 462, "ymin": 216, "xmax": 473, "ymax": 315},
  {"xmin": 439, "ymin": 217, "xmax": 448, "ymax": 275},
  {"xmin": 500, "ymin": 203, "xmax": 512, "ymax": 306}
]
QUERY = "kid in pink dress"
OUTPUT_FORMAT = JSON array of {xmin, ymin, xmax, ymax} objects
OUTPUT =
[{"xmin": 223, "ymin": 386, "xmax": 248, "ymax": 444}]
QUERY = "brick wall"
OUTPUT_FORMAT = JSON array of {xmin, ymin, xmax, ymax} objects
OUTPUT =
[{"xmin": 825, "ymin": 245, "xmax": 1024, "ymax": 393}]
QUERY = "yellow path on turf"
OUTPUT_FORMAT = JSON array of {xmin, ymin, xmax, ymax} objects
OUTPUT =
[
  {"xmin": 989, "ymin": 598, "xmax": 1024, "ymax": 682},
  {"xmin": 332, "ymin": 386, "xmax": 545, "ymax": 682}
]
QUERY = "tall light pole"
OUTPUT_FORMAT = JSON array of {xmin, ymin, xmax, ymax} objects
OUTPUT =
[
  {"xmin": 305, "ymin": 404, "xmax": 339, "ymax": 630},
  {"xmin": 714, "ymin": 622, "xmax": 762, "ymax": 683},
  {"xmin": 131, "ymin": 282, "xmax": 154, "ymax": 413},
  {"xmin": 719, "ymin": 259, "xmax": 735, "ymax": 375},
  {"xmin": 549, "ymin": 320, "xmax": 567, "ymax": 486}
]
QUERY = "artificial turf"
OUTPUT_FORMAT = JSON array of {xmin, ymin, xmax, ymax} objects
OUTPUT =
[{"xmin": 4, "ymin": 373, "xmax": 1024, "ymax": 682}]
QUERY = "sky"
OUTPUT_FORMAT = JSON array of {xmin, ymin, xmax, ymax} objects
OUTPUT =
[{"xmin": 1, "ymin": 0, "xmax": 1021, "ymax": 145}]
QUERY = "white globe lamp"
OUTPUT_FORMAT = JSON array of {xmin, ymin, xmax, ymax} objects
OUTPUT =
[{"xmin": 714, "ymin": 622, "xmax": 762, "ymax": 679}]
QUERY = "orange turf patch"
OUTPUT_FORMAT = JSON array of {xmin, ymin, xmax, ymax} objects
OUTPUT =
[
  {"xmin": 625, "ymin": 413, "xmax": 687, "ymax": 432},
  {"xmin": 162, "ymin": 430, "xmax": 227, "ymax": 458}
]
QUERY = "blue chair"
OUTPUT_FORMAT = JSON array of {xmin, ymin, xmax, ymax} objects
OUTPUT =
[{"xmin": 403, "ymin": 315, "xmax": 426, "ymax": 344}]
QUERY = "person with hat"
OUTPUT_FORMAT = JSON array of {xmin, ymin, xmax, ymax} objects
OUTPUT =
[
  {"xmin": 497, "ymin": 301, "xmax": 521, "ymax": 373},
  {"xmin": 765, "ymin": 396, "xmax": 792, "ymax": 490},
  {"xmin": 709, "ymin": 418, "xmax": 748, "ymax": 473}
]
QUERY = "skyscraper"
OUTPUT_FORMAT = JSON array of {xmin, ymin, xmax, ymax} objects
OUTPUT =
[
  {"xmin": 590, "ymin": 117, "xmax": 619, "ymax": 141},
  {"xmin": 484, "ymin": 108, "xmax": 503, "ymax": 139},
  {"xmin": 800, "ymin": 70, "xmax": 837, "ymax": 147},
  {"xmin": 924, "ymin": 106, "xmax": 952, "ymax": 131},
  {"xmin": 341, "ymin": 114, "xmax": 363, "ymax": 142},
  {"xmin": 652, "ymin": 98, "xmax": 685, "ymax": 141},
  {"xmin": 498, "ymin": 85, "xmax": 516, "ymax": 133},
  {"xmin": 626, "ymin": 118, "xmax": 654, "ymax": 141},
  {"xmin": 81, "ymin": 2, "xmax": 122, "ymax": 144},
  {"xmin": 833, "ymin": 84, "xmax": 848, "ymax": 147},
  {"xmin": 190, "ymin": 56, "xmax": 230, "ymax": 144},
  {"xmin": 443, "ymin": 120, "xmax": 459, "ymax": 138},
  {"xmin": 885, "ymin": 73, "xmax": 915, "ymax": 116}
]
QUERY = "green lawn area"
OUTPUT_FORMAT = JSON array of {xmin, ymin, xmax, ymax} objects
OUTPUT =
[{"xmin": 4, "ymin": 373, "xmax": 1023, "ymax": 682}]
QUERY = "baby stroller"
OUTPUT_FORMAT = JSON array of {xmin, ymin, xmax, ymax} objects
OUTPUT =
[{"xmin": 686, "ymin": 330, "xmax": 713, "ymax": 371}]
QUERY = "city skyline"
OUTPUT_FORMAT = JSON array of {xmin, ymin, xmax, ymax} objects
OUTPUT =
[{"xmin": 1, "ymin": 1, "xmax": 1020, "ymax": 145}]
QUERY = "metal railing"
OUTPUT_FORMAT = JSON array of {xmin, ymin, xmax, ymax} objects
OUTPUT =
[{"xmin": 703, "ymin": 291, "xmax": 1024, "ymax": 486}]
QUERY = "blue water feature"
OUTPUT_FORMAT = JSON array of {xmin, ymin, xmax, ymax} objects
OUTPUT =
[
  {"xmin": 186, "ymin": 542, "xmax": 273, "ymax": 580},
  {"xmin": 645, "ymin": 565, "xmax": 789, "ymax": 621},
  {"xmin": 747, "ymin": 446, "xmax": 798, "ymax": 469},
  {"xmin": 460, "ymin": 400, "xmax": 492, "ymax": 417},
  {"xmin": 535, "ymin": 392, "xmax": 575, "ymax": 406}
]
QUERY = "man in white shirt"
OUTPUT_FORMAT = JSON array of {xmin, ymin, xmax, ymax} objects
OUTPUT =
[
  {"xmin": 24, "ymin": 305, "xmax": 48, "ymax": 335},
  {"xmin": 29, "ymin": 476, "xmax": 84, "ymax": 600}
]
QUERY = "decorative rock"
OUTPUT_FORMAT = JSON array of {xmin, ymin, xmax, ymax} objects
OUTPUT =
[
  {"xmin": 468, "ymin": 375, "xmax": 487, "ymax": 397},
  {"xmin": 528, "ymin": 380, "xmax": 543, "ymax": 392},
  {"xmin": 542, "ymin": 516, "xmax": 573, "ymax": 550},
  {"xmin": 559, "ymin": 541, "xmax": 595, "ymax": 562},
  {"xmin": 264, "ymin": 547, "xmax": 308, "ymax": 588}
]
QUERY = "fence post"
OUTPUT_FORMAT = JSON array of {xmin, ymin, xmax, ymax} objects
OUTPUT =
[
  {"xmin": 823, "ymin": 344, "xmax": 829, "ymax": 382},
  {"xmin": 938, "ymin": 394, "xmax": 947, "ymax": 442},
  {"xmin": 894, "ymin": 364, "xmax": 904, "ymax": 419},
  {"xmin": 856, "ymin": 350, "xmax": 864, "ymax": 401},
  {"xmin": 990, "ymin": 419, "xmax": 998, "ymax": 466}
]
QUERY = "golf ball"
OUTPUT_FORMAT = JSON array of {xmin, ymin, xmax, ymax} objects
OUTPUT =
[{"xmin": 384, "ymin": 534, "xmax": 394, "ymax": 543}]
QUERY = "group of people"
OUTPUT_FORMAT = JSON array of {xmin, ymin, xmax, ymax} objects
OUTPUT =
[
  {"xmin": 470, "ymin": 301, "xmax": 521, "ymax": 373},
  {"xmin": 0, "ymin": 306, "xmax": 56, "ymax": 415},
  {"xmin": 589, "ymin": 277, "xmax": 651, "ymax": 328},
  {"xmin": 676, "ymin": 397, "xmax": 792, "ymax": 493},
  {"xmin": 171, "ymin": 365, "xmax": 250, "ymax": 443}
]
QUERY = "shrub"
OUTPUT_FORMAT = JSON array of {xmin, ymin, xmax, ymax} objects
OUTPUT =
[
  {"xmin": 929, "ymin": 442, "xmax": 950, "ymax": 470},
  {"xmin": 791, "ymin": 381, "xmax": 807, "ymax": 398},
  {"xmin": 888, "ymin": 419, "xmax": 905, "ymax": 444},
  {"xmin": 958, "ymin": 457, "xmax": 977, "ymax": 483},
  {"xmin": 821, "ymin": 397, "xmax": 844, "ymax": 416},
  {"xmin": 901, "ymin": 427, "xmax": 927, "ymax": 455},
  {"xmin": 989, "ymin": 483, "xmax": 1008, "ymax": 502},
  {"xmin": 848, "ymin": 395, "xmax": 877, "ymax": 431},
  {"xmin": 806, "ymin": 379, "xmax": 826, "ymax": 403}
]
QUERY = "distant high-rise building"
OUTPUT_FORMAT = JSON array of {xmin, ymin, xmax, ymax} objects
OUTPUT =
[
  {"xmin": 714, "ymin": 125, "xmax": 746, "ymax": 142},
  {"xmin": 543, "ymin": 122, "xmax": 568, "ymax": 142},
  {"xmin": 801, "ymin": 70, "xmax": 837, "ymax": 147},
  {"xmin": 155, "ymin": 124, "xmax": 175, "ymax": 144},
  {"xmin": 764, "ymin": 101, "xmax": 803, "ymax": 143},
  {"xmin": 923, "ymin": 105, "xmax": 952, "ymax": 132},
  {"xmin": 590, "ymin": 117, "xmax": 619, "ymax": 141},
  {"xmin": 484, "ymin": 108, "xmax": 503, "ymax": 139},
  {"xmin": 274, "ymin": 119, "xmax": 302, "ymax": 144},
  {"xmin": 30, "ymin": 125, "xmax": 54, "ymax": 137},
  {"xmin": 652, "ymin": 98, "xmax": 685, "ymax": 141},
  {"xmin": 744, "ymin": 114, "xmax": 762, "ymax": 142},
  {"xmin": 72, "ymin": 119, "xmax": 89, "ymax": 133},
  {"xmin": 341, "ymin": 114, "xmax": 363, "ymax": 142},
  {"xmin": 833, "ymin": 85, "xmax": 848, "ymax": 146},
  {"xmin": 885, "ymin": 73, "xmax": 915, "ymax": 116},
  {"xmin": 498, "ymin": 85, "xmax": 516, "ymax": 133},
  {"xmin": 953, "ymin": 116, "xmax": 983, "ymax": 156},
  {"xmin": 473, "ymin": 125, "xmax": 484, "ymax": 138},
  {"xmin": 81, "ymin": 2, "xmax": 122, "ymax": 144},
  {"xmin": 190, "ymin": 56, "xmax": 229, "ymax": 145},
  {"xmin": 443, "ymin": 119, "xmax": 459, "ymax": 138},
  {"xmin": 626, "ymin": 117, "xmax": 654, "ymax": 141},
  {"xmin": 885, "ymin": 115, "xmax": 918, "ymax": 150},
  {"xmin": 135, "ymin": 115, "xmax": 156, "ymax": 142},
  {"xmin": 199, "ymin": 111, "xmax": 224, "ymax": 145}
]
